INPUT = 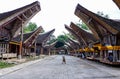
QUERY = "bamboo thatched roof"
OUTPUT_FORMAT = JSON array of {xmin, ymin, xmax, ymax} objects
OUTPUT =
[
  {"xmin": 67, "ymin": 37, "xmax": 80, "ymax": 49},
  {"xmin": 75, "ymin": 4, "xmax": 120, "ymax": 40},
  {"xmin": 67, "ymin": 37, "xmax": 80, "ymax": 46},
  {"xmin": 12, "ymin": 26, "xmax": 43, "ymax": 47},
  {"xmin": 70, "ymin": 22, "xmax": 97, "ymax": 45},
  {"xmin": 36, "ymin": 29, "xmax": 55, "ymax": 45},
  {"xmin": 0, "ymin": 1, "xmax": 41, "ymax": 41},
  {"xmin": 0, "ymin": 1, "xmax": 40, "ymax": 21},
  {"xmin": 65, "ymin": 24, "xmax": 85, "ymax": 47},
  {"xmin": 44, "ymin": 41, "xmax": 57, "ymax": 49},
  {"xmin": 64, "ymin": 42, "xmax": 74, "ymax": 50}
]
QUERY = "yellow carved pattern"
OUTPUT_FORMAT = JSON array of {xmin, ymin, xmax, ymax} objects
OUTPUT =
[
  {"xmin": 100, "ymin": 46, "xmax": 120, "ymax": 50},
  {"xmin": 10, "ymin": 41, "xmax": 20, "ymax": 45}
]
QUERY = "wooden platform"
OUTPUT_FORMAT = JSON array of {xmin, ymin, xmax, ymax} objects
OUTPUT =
[
  {"xmin": 86, "ymin": 57, "xmax": 100, "ymax": 61},
  {"xmin": 0, "ymin": 53, "xmax": 17, "ymax": 59},
  {"xmin": 100, "ymin": 60, "xmax": 120, "ymax": 65}
]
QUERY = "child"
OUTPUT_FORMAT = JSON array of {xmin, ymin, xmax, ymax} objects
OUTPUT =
[{"xmin": 62, "ymin": 56, "xmax": 66, "ymax": 64}]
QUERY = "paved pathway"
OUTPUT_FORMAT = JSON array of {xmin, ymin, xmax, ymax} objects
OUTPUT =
[{"xmin": 0, "ymin": 55, "xmax": 120, "ymax": 79}]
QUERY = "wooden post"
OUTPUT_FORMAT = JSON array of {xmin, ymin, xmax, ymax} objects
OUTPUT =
[
  {"xmin": 40, "ymin": 47, "xmax": 43, "ymax": 55},
  {"xmin": 113, "ymin": 36, "xmax": 117, "ymax": 62},
  {"xmin": 29, "ymin": 48, "xmax": 31, "ymax": 56},
  {"xmin": 3, "ymin": 43, "xmax": 5, "ymax": 53},
  {"xmin": 4, "ymin": 43, "xmax": 6, "ymax": 53},
  {"xmin": 18, "ymin": 22, "xmax": 23, "ymax": 59},
  {"xmin": 6, "ymin": 43, "xmax": 9, "ymax": 59},
  {"xmin": 113, "ymin": 50, "xmax": 117, "ymax": 62},
  {"xmin": 24, "ymin": 47, "xmax": 26, "ymax": 56},
  {"xmin": 34, "ymin": 41, "xmax": 36, "ymax": 56},
  {"xmin": 18, "ymin": 41, "xmax": 22, "ymax": 59},
  {"xmin": 105, "ymin": 51, "xmax": 107, "ymax": 61},
  {"xmin": 1, "ymin": 43, "xmax": 3, "ymax": 60},
  {"xmin": 0, "ymin": 43, "xmax": 1, "ymax": 54},
  {"xmin": 54, "ymin": 49, "xmax": 56, "ymax": 55},
  {"xmin": 26, "ymin": 48, "xmax": 28, "ymax": 55},
  {"xmin": 119, "ymin": 50, "xmax": 120, "ymax": 60},
  {"xmin": 48, "ymin": 48, "xmax": 50, "ymax": 56},
  {"xmin": 100, "ymin": 50, "xmax": 103, "ymax": 61}
]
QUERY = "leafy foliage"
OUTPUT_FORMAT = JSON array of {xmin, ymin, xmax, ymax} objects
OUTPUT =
[
  {"xmin": 54, "ymin": 34, "xmax": 69, "ymax": 48},
  {"xmin": 76, "ymin": 21, "xmax": 89, "ymax": 30},
  {"xmin": 63, "ymin": 32, "xmax": 76, "ymax": 40},
  {"xmin": 23, "ymin": 22, "xmax": 37, "ymax": 33},
  {"xmin": 55, "ymin": 41, "xmax": 64, "ymax": 48},
  {"xmin": 57, "ymin": 35, "xmax": 68, "ymax": 42}
]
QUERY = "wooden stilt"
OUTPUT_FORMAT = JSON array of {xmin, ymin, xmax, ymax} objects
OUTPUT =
[
  {"xmin": 18, "ymin": 41, "xmax": 22, "ymax": 59},
  {"xmin": 18, "ymin": 22, "xmax": 23, "ymax": 59},
  {"xmin": 54, "ymin": 51, "xmax": 55, "ymax": 55},
  {"xmin": 34, "ymin": 41, "xmax": 36, "ymax": 56},
  {"xmin": 40, "ymin": 47, "xmax": 43, "ymax": 55},
  {"xmin": 49, "ymin": 48, "xmax": 50, "ymax": 56},
  {"xmin": 118, "ymin": 51, "xmax": 120, "ymax": 61}
]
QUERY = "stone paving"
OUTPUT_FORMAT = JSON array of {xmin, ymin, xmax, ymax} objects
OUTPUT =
[{"xmin": 0, "ymin": 55, "xmax": 120, "ymax": 79}]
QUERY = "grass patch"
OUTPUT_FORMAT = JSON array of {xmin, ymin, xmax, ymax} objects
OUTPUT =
[{"xmin": 0, "ymin": 61, "xmax": 14, "ymax": 68}]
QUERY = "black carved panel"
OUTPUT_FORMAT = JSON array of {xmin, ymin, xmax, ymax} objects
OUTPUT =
[{"xmin": 0, "ymin": 28, "xmax": 10, "ymax": 42}]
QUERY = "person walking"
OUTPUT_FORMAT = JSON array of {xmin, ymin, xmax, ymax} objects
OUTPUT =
[{"xmin": 62, "ymin": 56, "xmax": 66, "ymax": 64}]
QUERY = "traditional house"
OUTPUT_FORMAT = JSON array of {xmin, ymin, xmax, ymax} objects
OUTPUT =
[
  {"xmin": 70, "ymin": 22, "xmax": 96, "ymax": 47},
  {"xmin": 67, "ymin": 38, "xmax": 80, "ymax": 49},
  {"xmin": 36, "ymin": 29, "xmax": 55, "ymax": 55},
  {"xmin": 67, "ymin": 37, "xmax": 81, "ymax": 56},
  {"xmin": 64, "ymin": 42, "xmax": 74, "ymax": 53},
  {"xmin": 11, "ymin": 26, "xmax": 43, "ymax": 57},
  {"xmin": 0, "ymin": 1, "xmax": 41, "ymax": 58},
  {"xmin": 65, "ymin": 24, "xmax": 87, "ymax": 56},
  {"xmin": 75, "ymin": 4, "xmax": 120, "ymax": 64},
  {"xmin": 65, "ymin": 25, "xmax": 84, "ymax": 47},
  {"xmin": 43, "ymin": 41, "xmax": 57, "ymax": 55},
  {"xmin": 70, "ymin": 22, "xmax": 99, "ymax": 60}
]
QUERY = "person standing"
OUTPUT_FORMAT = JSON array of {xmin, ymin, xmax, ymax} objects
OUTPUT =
[{"xmin": 62, "ymin": 56, "xmax": 66, "ymax": 64}]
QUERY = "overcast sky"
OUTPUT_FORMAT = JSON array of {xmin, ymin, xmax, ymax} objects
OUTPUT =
[{"xmin": 0, "ymin": 0, "xmax": 120, "ymax": 37}]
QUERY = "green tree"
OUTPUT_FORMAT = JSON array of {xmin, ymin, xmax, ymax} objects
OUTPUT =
[
  {"xmin": 76, "ymin": 21, "xmax": 89, "ymax": 30},
  {"xmin": 23, "ymin": 22, "xmax": 37, "ymax": 33},
  {"xmin": 63, "ymin": 32, "xmax": 76, "ymax": 40},
  {"xmin": 57, "ymin": 35, "xmax": 68, "ymax": 42},
  {"xmin": 54, "ymin": 34, "xmax": 69, "ymax": 48},
  {"xmin": 55, "ymin": 41, "xmax": 64, "ymax": 48},
  {"xmin": 80, "ymin": 22, "xmax": 89, "ymax": 30}
]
